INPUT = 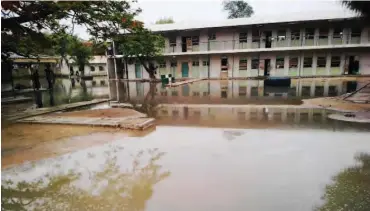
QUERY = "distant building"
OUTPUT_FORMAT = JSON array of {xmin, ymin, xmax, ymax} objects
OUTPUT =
[{"xmin": 108, "ymin": 13, "xmax": 370, "ymax": 80}]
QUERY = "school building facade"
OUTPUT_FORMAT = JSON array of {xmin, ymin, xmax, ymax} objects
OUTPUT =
[{"xmin": 108, "ymin": 14, "xmax": 370, "ymax": 80}]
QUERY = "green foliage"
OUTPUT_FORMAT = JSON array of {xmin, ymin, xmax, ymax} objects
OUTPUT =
[
  {"xmin": 316, "ymin": 153, "xmax": 370, "ymax": 211},
  {"xmin": 1, "ymin": 1, "xmax": 140, "ymax": 60},
  {"xmin": 342, "ymin": 1, "xmax": 370, "ymax": 18},
  {"xmin": 155, "ymin": 17, "xmax": 175, "ymax": 24},
  {"xmin": 222, "ymin": 0, "xmax": 254, "ymax": 19}
]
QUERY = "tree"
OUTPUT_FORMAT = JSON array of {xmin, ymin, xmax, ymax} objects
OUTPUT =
[
  {"xmin": 342, "ymin": 1, "xmax": 370, "ymax": 18},
  {"xmin": 155, "ymin": 17, "xmax": 175, "ymax": 24},
  {"xmin": 1, "ymin": 1, "xmax": 165, "ymax": 80},
  {"xmin": 117, "ymin": 28, "xmax": 165, "ymax": 80},
  {"xmin": 222, "ymin": 0, "xmax": 254, "ymax": 19}
]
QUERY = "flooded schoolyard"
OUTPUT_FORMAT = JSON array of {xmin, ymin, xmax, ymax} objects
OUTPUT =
[{"xmin": 2, "ymin": 77, "xmax": 370, "ymax": 211}]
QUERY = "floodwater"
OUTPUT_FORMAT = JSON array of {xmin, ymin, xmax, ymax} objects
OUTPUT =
[
  {"xmin": 2, "ymin": 127, "xmax": 370, "ymax": 211},
  {"xmin": 2, "ymin": 77, "xmax": 370, "ymax": 211}
]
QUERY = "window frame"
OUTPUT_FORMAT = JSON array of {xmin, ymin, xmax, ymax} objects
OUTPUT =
[
  {"xmin": 303, "ymin": 57, "xmax": 313, "ymax": 68},
  {"xmin": 276, "ymin": 57, "xmax": 285, "ymax": 69},
  {"xmin": 239, "ymin": 32, "xmax": 248, "ymax": 43},
  {"xmin": 90, "ymin": 66, "xmax": 95, "ymax": 72},
  {"xmin": 192, "ymin": 61, "xmax": 200, "ymax": 66},
  {"xmin": 239, "ymin": 58, "xmax": 248, "ymax": 70}
]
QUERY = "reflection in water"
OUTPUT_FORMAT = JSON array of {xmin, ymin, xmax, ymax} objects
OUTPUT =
[
  {"xmin": 316, "ymin": 153, "xmax": 370, "ymax": 211},
  {"xmin": 111, "ymin": 79, "xmax": 364, "ymax": 106},
  {"xmin": 1, "ymin": 147, "xmax": 170, "ymax": 211}
]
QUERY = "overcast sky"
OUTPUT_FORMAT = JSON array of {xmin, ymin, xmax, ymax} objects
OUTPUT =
[{"xmin": 75, "ymin": 0, "xmax": 354, "ymax": 40}]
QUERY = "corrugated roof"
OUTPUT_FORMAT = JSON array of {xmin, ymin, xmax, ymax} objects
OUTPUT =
[{"xmin": 147, "ymin": 11, "xmax": 359, "ymax": 32}]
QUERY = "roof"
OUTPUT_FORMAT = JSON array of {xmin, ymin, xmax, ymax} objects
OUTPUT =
[{"xmin": 147, "ymin": 11, "xmax": 359, "ymax": 32}]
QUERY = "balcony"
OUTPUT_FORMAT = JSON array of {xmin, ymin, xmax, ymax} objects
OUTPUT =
[{"xmin": 162, "ymin": 34, "xmax": 367, "ymax": 55}]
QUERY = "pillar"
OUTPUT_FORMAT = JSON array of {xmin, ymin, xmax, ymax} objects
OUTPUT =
[{"xmin": 326, "ymin": 52, "xmax": 331, "ymax": 75}]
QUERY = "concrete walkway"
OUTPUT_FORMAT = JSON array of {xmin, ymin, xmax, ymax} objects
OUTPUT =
[
  {"xmin": 17, "ymin": 115, "xmax": 155, "ymax": 130},
  {"xmin": 5, "ymin": 99, "xmax": 109, "ymax": 121},
  {"xmin": 2, "ymin": 96, "xmax": 33, "ymax": 104},
  {"xmin": 328, "ymin": 112, "xmax": 370, "ymax": 123},
  {"xmin": 165, "ymin": 78, "xmax": 205, "ymax": 87}
]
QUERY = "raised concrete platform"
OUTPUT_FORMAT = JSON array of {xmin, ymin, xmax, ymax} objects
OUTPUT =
[
  {"xmin": 2, "ymin": 96, "xmax": 33, "ymax": 104},
  {"xmin": 165, "ymin": 78, "xmax": 205, "ymax": 87},
  {"xmin": 17, "ymin": 115, "xmax": 155, "ymax": 130},
  {"xmin": 1, "ymin": 88, "xmax": 48, "ymax": 94},
  {"xmin": 5, "ymin": 99, "xmax": 109, "ymax": 121},
  {"xmin": 328, "ymin": 112, "xmax": 370, "ymax": 123}
]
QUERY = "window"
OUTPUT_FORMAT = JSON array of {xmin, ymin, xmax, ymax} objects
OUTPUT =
[
  {"xmin": 192, "ymin": 36, "xmax": 199, "ymax": 46},
  {"xmin": 277, "ymin": 30, "xmax": 286, "ymax": 41},
  {"xmin": 239, "ymin": 32, "xmax": 248, "ymax": 43},
  {"xmin": 203, "ymin": 91, "xmax": 209, "ymax": 96},
  {"xmin": 90, "ymin": 66, "xmax": 95, "ymax": 72},
  {"xmin": 170, "ymin": 61, "xmax": 177, "ymax": 67},
  {"xmin": 239, "ymin": 86, "xmax": 247, "ymax": 96},
  {"xmin": 239, "ymin": 58, "xmax": 248, "ymax": 70},
  {"xmin": 99, "ymin": 66, "xmax": 104, "ymax": 71},
  {"xmin": 202, "ymin": 60, "xmax": 209, "ymax": 66},
  {"xmin": 276, "ymin": 57, "xmax": 284, "ymax": 69},
  {"xmin": 169, "ymin": 37, "xmax": 176, "ymax": 47},
  {"xmin": 305, "ymin": 28, "xmax": 315, "ymax": 39},
  {"xmin": 333, "ymin": 28, "xmax": 343, "ymax": 39},
  {"xmin": 303, "ymin": 57, "xmax": 313, "ymax": 68},
  {"xmin": 192, "ymin": 61, "xmax": 199, "ymax": 66},
  {"xmin": 251, "ymin": 58, "xmax": 259, "ymax": 69},
  {"xmin": 159, "ymin": 62, "xmax": 166, "ymax": 68},
  {"xmin": 92, "ymin": 81, "xmax": 96, "ymax": 86},
  {"xmin": 331, "ymin": 56, "xmax": 341, "ymax": 67},
  {"xmin": 351, "ymin": 28, "xmax": 361, "ymax": 38},
  {"xmin": 289, "ymin": 57, "xmax": 298, "ymax": 68},
  {"xmin": 291, "ymin": 30, "xmax": 300, "ymax": 40},
  {"xmin": 252, "ymin": 31, "xmax": 259, "ymax": 42},
  {"xmin": 100, "ymin": 80, "xmax": 105, "ymax": 86},
  {"xmin": 193, "ymin": 91, "xmax": 200, "ymax": 96},
  {"xmin": 319, "ymin": 29, "xmax": 329, "ymax": 39},
  {"xmin": 317, "ymin": 56, "xmax": 326, "ymax": 67},
  {"xmin": 172, "ymin": 90, "xmax": 178, "ymax": 96},
  {"xmin": 209, "ymin": 34, "xmax": 216, "ymax": 40},
  {"xmin": 221, "ymin": 57, "xmax": 228, "ymax": 67}
]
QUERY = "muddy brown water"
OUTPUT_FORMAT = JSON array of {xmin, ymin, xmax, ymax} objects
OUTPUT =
[{"xmin": 2, "ymin": 77, "xmax": 370, "ymax": 210}]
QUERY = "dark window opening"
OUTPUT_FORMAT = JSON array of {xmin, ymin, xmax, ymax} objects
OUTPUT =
[
  {"xmin": 305, "ymin": 28, "xmax": 315, "ymax": 40},
  {"xmin": 239, "ymin": 32, "xmax": 248, "ymax": 43},
  {"xmin": 251, "ymin": 58, "xmax": 259, "ymax": 69},
  {"xmin": 192, "ymin": 36, "xmax": 199, "ymax": 46},
  {"xmin": 303, "ymin": 57, "xmax": 313, "ymax": 68},
  {"xmin": 289, "ymin": 57, "xmax": 298, "ymax": 68},
  {"xmin": 276, "ymin": 57, "xmax": 284, "ymax": 69},
  {"xmin": 317, "ymin": 57, "xmax": 326, "ymax": 67},
  {"xmin": 192, "ymin": 61, "xmax": 199, "ymax": 66},
  {"xmin": 331, "ymin": 56, "xmax": 341, "ymax": 67},
  {"xmin": 209, "ymin": 34, "xmax": 216, "ymax": 40},
  {"xmin": 239, "ymin": 58, "xmax": 248, "ymax": 70},
  {"xmin": 239, "ymin": 86, "xmax": 247, "ymax": 96}
]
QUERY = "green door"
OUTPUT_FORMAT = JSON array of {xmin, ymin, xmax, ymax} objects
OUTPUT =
[
  {"xmin": 135, "ymin": 63, "xmax": 142, "ymax": 78},
  {"xmin": 181, "ymin": 62, "xmax": 189, "ymax": 78}
]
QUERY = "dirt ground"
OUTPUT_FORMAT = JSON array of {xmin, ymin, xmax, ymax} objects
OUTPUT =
[
  {"xmin": 303, "ymin": 97, "xmax": 370, "ymax": 111},
  {"xmin": 47, "ymin": 108, "xmax": 144, "ymax": 118},
  {"xmin": 1, "ymin": 123, "xmax": 154, "ymax": 167}
]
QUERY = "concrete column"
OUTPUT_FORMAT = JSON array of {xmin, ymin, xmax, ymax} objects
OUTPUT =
[
  {"xmin": 284, "ymin": 55, "xmax": 289, "ymax": 76},
  {"xmin": 310, "ymin": 80, "xmax": 315, "ymax": 97},
  {"xmin": 314, "ymin": 28, "xmax": 320, "ymax": 46},
  {"xmin": 294, "ymin": 109, "xmax": 300, "ymax": 124},
  {"xmin": 324, "ymin": 80, "xmax": 329, "ymax": 96},
  {"xmin": 342, "ymin": 28, "xmax": 349, "ymax": 44},
  {"xmin": 308, "ymin": 109, "xmax": 314, "ymax": 123},
  {"xmin": 247, "ymin": 57, "xmax": 252, "ymax": 77},
  {"xmin": 281, "ymin": 108, "xmax": 287, "ymax": 123},
  {"xmin": 286, "ymin": 28, "xmax": 292, "ymax": 47},
  {"xmin": 301, "ymin": 28, "xmax": 305, "ymax": 46},
  {"xmin": 339, "ymin": 53, "xmax": 346, "ymax": 75},
  {"xmin": 247, "ymin": 30, "xmax": 252, "ymax": 49},
  {"xmin": 328, "ymin": 28, "xmax": 334, "ymax": 45},
  {"xmin": 176, "ymin": 36, "xmax": 182, "ymax": 52},
  {"xmin": 312, "ymin": 53, "xmax": 317, "ymax": 75},
  {"xmin": 360, "ymin": 27, "xmax": 368, "ymax": 43},
  {"xmin": 326, "ymin": 53, "xmax": 331, "ymax": 75},
  {"xmin": 272, "ymin": 30, "xmax": 278, "ymax": 48}
]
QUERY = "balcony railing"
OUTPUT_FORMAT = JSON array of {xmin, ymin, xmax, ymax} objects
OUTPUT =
[{"xmin": 163, "ymin": 34, "xmax": 365, "ymax": 54}]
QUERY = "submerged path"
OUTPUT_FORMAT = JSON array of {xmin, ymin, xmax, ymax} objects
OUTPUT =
[
  {"xmin": 165, "ymin": 78, "xmax": 205, "ymax": 87},
  {"xmin": 4, "ymin": 99, "xmax": 109, "ymax": 121}
]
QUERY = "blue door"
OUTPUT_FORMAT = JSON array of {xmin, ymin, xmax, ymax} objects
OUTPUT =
[
  {"xmin": 135, "ymin": 63, "xmax": 142, "ymax": 78},
  {"xmin": 181, "ymin": 62, "xmax": 189, "ymax": 78}
]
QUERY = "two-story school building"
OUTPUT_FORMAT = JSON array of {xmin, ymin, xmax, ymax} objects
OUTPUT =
[{"xmin": 107, "ymin": 13, "xmax": 370, "ymax": 80}]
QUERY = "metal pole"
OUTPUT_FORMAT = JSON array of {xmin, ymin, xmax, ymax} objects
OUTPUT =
[{"xmin": 112, "ymin": 41, "xmax": 118, "ymax": 80}]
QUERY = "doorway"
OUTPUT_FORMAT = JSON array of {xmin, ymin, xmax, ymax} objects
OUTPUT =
[
  {"xmin": 265, "ymin": 31, "xmax": 272, "ymax": 48},
  {"xmin": 135, "ymin": 63, "xmax": 141, "ymax": 78},
  {"xmin": 264, "ymin": 59, "xmax": 271, "ymax": 76},
  {"xmin": 348, "ymin": 56, "xmax": 359, "ymax": 75},
  {"xmin": 181, "ymin": 62, "xmax": 189, "ymax": 77},
  {"xmin": 182, "ymin": 37, "xmax": 192, "ymax": 52}
]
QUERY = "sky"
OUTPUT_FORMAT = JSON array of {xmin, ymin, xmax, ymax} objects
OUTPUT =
[{"xmin": 75, "ymin": 0, "xmax": 354, "ymax": 40}]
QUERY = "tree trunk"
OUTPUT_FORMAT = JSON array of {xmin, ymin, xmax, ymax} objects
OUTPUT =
[{"xmin": 138, "ymin": 58, "xmax": 157, "ymax": 81}]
